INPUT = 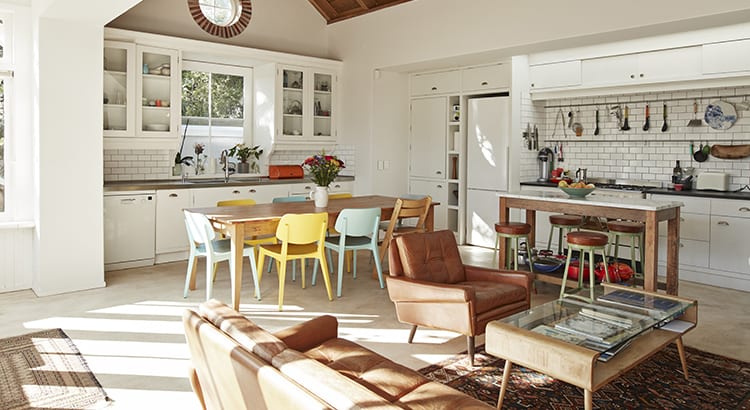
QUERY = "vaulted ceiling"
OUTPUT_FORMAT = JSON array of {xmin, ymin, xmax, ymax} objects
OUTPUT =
[{"xmin": 308, "ymin": 0, "xmax": 412, "ymax": 24}]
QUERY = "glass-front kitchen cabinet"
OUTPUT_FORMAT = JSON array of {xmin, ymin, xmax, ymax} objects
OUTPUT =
[
  {"xmin": 136, "ymin": 45, "xmax": 181, "ymax": 137},
  {"xmin": 103, "ymin": 41, "xmax": 135, "ymax": 137}
]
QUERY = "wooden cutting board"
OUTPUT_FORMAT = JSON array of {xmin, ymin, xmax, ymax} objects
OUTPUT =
[{"xmin": 710, "ymin": 144, "xmax": 750, "ymax": 159}]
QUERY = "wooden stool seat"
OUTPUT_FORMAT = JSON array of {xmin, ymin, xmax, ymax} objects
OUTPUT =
[
  {"xmin": 494, "ymin": 222, "xmax": 531, "ymax": 235},
  {"xmin": 607, "ymin": 220, "xmax": 645, "ymax": 234},
  {"xmin": 566, "ymin": 231, "xmax": 608, "ymax": 247},
  {"xmin": 549, "ymin": 214, "xmax": 583, "ymax": 226}
]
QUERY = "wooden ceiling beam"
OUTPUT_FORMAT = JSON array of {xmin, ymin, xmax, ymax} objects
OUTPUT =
[{"xmin": 308, "ymin": 0, "xmax": 412, "ymax": 24}]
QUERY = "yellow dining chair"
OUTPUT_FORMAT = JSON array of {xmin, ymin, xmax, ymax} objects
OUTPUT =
[
  {"xmin": 256, "ymin": 212, "xmax": 333, "ymax": 311},
  {"xmin": 328, "ymin": 192, "xmax": 353, "ymax": 200},
  {"xmin": 216, "ymin": 198, "xmax": 257, "ymax": 207}
]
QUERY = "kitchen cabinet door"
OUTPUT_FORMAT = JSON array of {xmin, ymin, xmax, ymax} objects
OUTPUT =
[
  {"xmin": 637, "ymin": 46, "xmax": 701, "ymax": 82},
  {"xmin": 155, "ymin": 189, "xmax": 192, "ymax": 255},
  {"xmin": 192, "ymin": 185, "xmax": 290, "ymax": 207},
  {"xmin": 529, "ymin": 60, "xmax": 581, "ymax": 90},
  {"xmin": 709, "ymin": 215, "xmax": 750, "ymax": 274},
  {"xmin": 136, "ymin": 45, "xmax": 180, "ymax": 137},
  {"xmin": 103, "ymin": 41, "xmax": 135, "ymax": 137},
  {"xmin": 409, "ymin": 179, "xmax": 448, "ymax": 230},
  {"xmin": 409, "ymin": 97, "xmax": 447, "ymax": 179},
  {"xmin": 410, "ymin": 70, "xmax": 460, "ymax": 96},
  {"xmin": 461, "ymin": 64, "xmax": 510, "ymax": 92},
  {"xmin": 582, "ymin": 54, "xmax": 638, "ymax": 87},
  {"xmin": 702, "ymin": 38, "xmax": 750, "ymax": 75}
]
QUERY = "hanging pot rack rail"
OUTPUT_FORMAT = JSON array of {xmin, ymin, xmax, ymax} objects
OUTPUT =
[{"xmin": 543, "ymin": 93, "xmax": 750, "ymax": 109}]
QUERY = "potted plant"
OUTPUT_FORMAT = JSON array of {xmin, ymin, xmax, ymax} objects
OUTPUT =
[
  {"xmin": 227, "ymin": 143, "xmax": 263, "ymax": 174},
  {"xmin": 302, "ymin": 151, "xmax": 345, "ymax": 207}
]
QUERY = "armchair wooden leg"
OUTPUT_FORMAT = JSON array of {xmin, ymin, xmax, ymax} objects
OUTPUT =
[
  {"xmin": 408, "ymin": 325, "xmax": 418, "ymax": 343},
  {"xmin": 467, "ymin": 336, "xmax": 476, "ymax": 366}
]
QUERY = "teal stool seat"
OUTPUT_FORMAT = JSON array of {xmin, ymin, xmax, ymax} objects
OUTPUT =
[
  {"xmin": 494, "ymin": 222, "xmax": 533, "ymax": 272},
  {"xmin": 559, "ymin": 231, "xmax": 610, "ymax": 303},
  {"xmin": 548, "ymin": 214, "xmax": 583, "ymax": 255},
  {"xmin": 607, "ymin": 220, "xmax": 645, "ymax": 282}
]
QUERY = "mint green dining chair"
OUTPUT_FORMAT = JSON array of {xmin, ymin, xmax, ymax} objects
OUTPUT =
[{"xmin": 313, "ymin": 207, "xmax": 383, "ymax": 297}]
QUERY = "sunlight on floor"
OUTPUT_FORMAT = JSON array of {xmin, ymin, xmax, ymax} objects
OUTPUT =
[
  {"xmin": 24, "ymin": 317, "xmax": 184, "ymax": 334},
  {"xmin": 105, "ymin": 388, "xmax": 200, "ymax": 409},
  {"xmin": 339, "ymin": 326, "xmax": 458, "ymax": 344}
]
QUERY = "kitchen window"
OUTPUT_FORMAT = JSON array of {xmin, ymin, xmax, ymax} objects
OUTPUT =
[{"xmin": 180, "ymin": 61, "xmax": 252, "ymax": 173}]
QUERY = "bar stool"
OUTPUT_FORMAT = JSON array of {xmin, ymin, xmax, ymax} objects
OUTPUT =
[
  {"xmin": 607, "ymin": 220, "xmax": 645, "ymax": 280},
  {"xmin": 494, "ymin": 222, "xmax": 533, "ymax": 272},
  {"xmin": 548, "ymin": 214, "xmax": 583, "ymax": 255},
  {"xmin": 559, "ymin": 231, "xmax": 610, "ymax": 302}
]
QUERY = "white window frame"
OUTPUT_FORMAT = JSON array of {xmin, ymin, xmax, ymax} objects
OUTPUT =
[
  {"xmin": 181, "ymin": 60, "xmax": 253, "ymax": 173},
  {"xmin": 0, "ymin": 11, "xmax": 13, "ymax": 219}
]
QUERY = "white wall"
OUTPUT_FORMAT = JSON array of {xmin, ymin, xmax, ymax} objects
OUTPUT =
[
  {"xmin": 326, "ymin": 0, "xmax": 750, "ymax": 195},
  {"xmin": 108, "ymin": 0, "xmax": 330, "ymax": 59}
]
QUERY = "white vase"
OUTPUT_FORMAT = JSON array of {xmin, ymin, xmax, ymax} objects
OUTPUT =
[{"xmin": 309, "ymin": 185, "xmax": 329, "ymax": 208}]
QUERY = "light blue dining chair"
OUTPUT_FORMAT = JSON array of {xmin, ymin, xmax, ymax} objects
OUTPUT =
[
  {"xmin": 183, "ymin": 210, "xmax": 261, "ymax": 301},
  {"xmin": 312, "ymin": 207, "xmax": 383, "ymax": 297}
]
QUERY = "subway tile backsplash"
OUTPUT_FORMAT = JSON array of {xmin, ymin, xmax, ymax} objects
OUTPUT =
[
  {"xmin": 103, "ymin": 145, "xmax": 356, "ymax": 181},
  {"xmin": 532, "ymin": 86, "xmax": 750, "ymax": 189}
]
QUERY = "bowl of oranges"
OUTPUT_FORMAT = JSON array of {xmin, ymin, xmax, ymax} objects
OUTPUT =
[{"xmin": 558, "ymin": 180, "xmax": 596, "ymax": 198}]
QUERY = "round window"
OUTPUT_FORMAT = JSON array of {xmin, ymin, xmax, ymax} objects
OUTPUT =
[{"xmin": 188, "ymin": 0, "xmax": 252, "ymax": 38}]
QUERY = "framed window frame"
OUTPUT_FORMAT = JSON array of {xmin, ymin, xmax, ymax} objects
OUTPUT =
[{"xmin": 187, "ymin": 0, "xmax": 252, "ymax": 39}]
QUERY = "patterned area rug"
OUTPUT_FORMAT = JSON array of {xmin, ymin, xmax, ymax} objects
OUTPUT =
[
  {"xmin": 0, "ymin": 328, "xmax": 111, "ymax": 410},
  {"xmin": 419, "ymin": 344, "xmax": 750, "ymax": 409}
]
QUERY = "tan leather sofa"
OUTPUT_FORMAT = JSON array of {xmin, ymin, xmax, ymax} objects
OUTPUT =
[
  {"xmin": 183, "ymin": 299, "xmax": 493, "ymax": 409},
  {"xmin": 386, "ymin": 230, "xmax": 533, "ymax": 365}
]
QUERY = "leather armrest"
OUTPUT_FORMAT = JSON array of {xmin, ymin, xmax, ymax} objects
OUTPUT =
[
  {"xmin": 386, "ymin": 276, "xmax": 474, "ymax": 302},
  {"xmin": 464, "ymin": 265, "xmax": 533, "ymax": 289},
  {"xmin": 274, "ymin": 315, "xmax": 338, "ymax": 352}
]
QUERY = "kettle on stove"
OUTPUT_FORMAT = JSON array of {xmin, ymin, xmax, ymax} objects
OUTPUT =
[{"xmin": 576, "ymin": 168, "xmax": 587, "ymax": 182}]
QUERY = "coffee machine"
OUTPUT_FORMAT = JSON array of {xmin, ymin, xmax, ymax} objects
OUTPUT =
[{"xmin": 537, "ymin": 147, "xmax": 554, "ymax": 182}]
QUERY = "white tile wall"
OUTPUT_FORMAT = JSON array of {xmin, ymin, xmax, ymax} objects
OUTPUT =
[
  {"xmin": 103, "ymin": 145, "xmax": 357, "ymax": 181},
  {"xmin": 519, "ymin": 95, "xmax": 545, "ymax": 182},
  {"xmin": 534, "ymin": 86, "xmax": 750, "ymax": 189}
]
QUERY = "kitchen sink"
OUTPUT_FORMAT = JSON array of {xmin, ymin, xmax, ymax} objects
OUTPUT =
[{"xmin": 184, "ymin": 179, "xmax": 228, "ymax": 184}]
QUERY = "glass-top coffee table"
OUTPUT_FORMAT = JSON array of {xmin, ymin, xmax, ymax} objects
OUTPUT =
[{"xmin": 485, "ymin": 284, "xmax": 697, "ymax": 410}]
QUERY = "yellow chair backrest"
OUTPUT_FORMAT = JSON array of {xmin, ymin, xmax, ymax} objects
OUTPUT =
[
  {"xmin": 217, "ymin": 198, "xmax": 257, "ymax": 207},
  {"xmin": 328, "ymin": 193, "xmax": 353, "ymax": 200},
  {"xmin": 276, "ymin": 212, "xmax": 328, "ymax": 245}
]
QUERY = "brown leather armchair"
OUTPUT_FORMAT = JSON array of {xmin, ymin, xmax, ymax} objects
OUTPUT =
[{"xmin": 386, "ymin": 230, "xmax": 532, "ymax": 365}]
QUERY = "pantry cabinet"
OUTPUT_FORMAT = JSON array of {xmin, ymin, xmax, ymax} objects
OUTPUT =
[
  {"xmin": 409, "ymin": 97, "xmax": 447, "ymax": 179},
  {"xmin": 460, "ymin": 64, "xmax": 510, "ymax": 92},
  {"xmin": 410, "ymin": 70, "xmax": 461, "ymax": 96}
]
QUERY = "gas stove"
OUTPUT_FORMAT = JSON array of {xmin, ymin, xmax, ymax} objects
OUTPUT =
[{"xmin": 587, "ymin": 178, "xmax": 661, "ymax": 199}]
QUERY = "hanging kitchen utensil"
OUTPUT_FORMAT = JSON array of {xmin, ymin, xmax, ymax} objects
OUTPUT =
[
  {"xmin": 737, "ymin": 96, "xmax": 750, "ymax": 111},
  {"xmin": 609, "ymin": 105, "xmax": 623, "ymax": 129},
  {"xmin": 704, "ymin": 100, "xmax": 738, "ymax": 130},
  {"xmin": 694, "ymin": 142, "xmax": 708, "ymax": 162},
  {"xmin": 572, "ymin": 108, "xmax": 583, "ymax": 136},
  {"xmin": 689, "ymin": 141, "xmax": 694, "ymax": 166},
  {"xmin": 567, "ymin": 110, "xmax": 574, "ymax": 129},
  {"xmin": 687, "ymin": 100, "xmax": 703, "ymax": 127},
  {"xmin": 559, "ymin": 143, "xmax": 564, "ymax": 162},
  {"xmin": 661, "ymin": 102, "xmax": 669, "ymax": 132},
  {"xmin": 710, "ymin": 144, "xmax": 750, "ymax": 159},
  {"xmin": 594, "ymin": 108, "xmax": 600, "ymax": 135},
  {"xmin": 621, "ymin": 105, "xmax": 631, "ymax": 131},
  {"xmin": 642, "ymin": 104, "xmax": 650, "ymax": 131},
  {"xmin": 702, "ymin": 141, "xmax": 710, "ymax": 155},
  {"xmin": 533, "ymin": 125, "xmax": 539, "ymax": 150},
  {"xmin": 552, "ymin": 108, "xmax": 567, "ymax": 138}
]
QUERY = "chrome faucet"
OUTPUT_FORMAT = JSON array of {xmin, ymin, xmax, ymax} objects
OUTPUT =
[{"xmin": 220, "ymin": 149, "xmax": 236, "ymax": 183}]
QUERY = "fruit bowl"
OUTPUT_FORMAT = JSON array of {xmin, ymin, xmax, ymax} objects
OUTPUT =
[{"xmin": 559, "ymin": 186, "xmax": 596, "ymax": 198}]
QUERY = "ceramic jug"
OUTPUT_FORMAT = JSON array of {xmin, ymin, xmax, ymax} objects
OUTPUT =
[{"xmin": 309, "ymin": 186, "xmax": 329, "ymax": 208}]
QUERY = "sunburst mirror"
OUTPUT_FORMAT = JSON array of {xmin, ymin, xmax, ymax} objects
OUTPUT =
[{"xmin": 188, "ymin": 0, "xmax": 252, "ymax": 38}]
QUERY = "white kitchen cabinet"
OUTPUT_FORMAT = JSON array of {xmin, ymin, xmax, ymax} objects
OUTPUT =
[
  {"xmin": 709, "ymin": 215, "xmax": 750, "ymax": 275},
  {"xmin": 529, "ymin": 60, "xmax": 581, "ymax": 90},
  {"xmin": 409, "ymin": 97, "xmax": 447, "ymax": 179},
  {"xmin": 582, "ymin": 46, "xmax": 701, "ymax": 87},
  {"xmin": 192, "ymin": 184, "xmax": 291, "ymax": 207},
  {"xmin": 136, "ymin": 45, "xmax": 181, "ymax": 138},
  {"xmin": 103, "ymin": 41, "xmax": 135, "ymax": 137},
  {"xmin": 460, "ymin": 64, "xmax": 510, "ymax": 92},
  {"xmin": 658, "ymin": 236, "xmax": 709, "ymax": 269},
  {"xmin": 410, "ymin": 70, "xmax": 461, "ymax": 96},
  {"xmin": 702, "ymin": 38, "xmax": 750, "ymax": 75},
  {"xmin": 155, "ymin": 189, "xmax": 192, "ymax": 255},
  {"xmin": 287, "ymin": 180, "xmax": 353, "ymax": 198},
  {"xmin": 409, "ymin": 178, "xmax": 448, "ymax": 231}
]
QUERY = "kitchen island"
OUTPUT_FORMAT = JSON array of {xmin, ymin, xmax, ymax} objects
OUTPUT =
[{"xmin": 498, "ymin": 190, "xmax": 683, "ymax": 295}]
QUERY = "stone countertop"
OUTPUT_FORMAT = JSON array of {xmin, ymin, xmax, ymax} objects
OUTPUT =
[
  {"xmin": 104, "ymin": 175, "xmax": 355, "ymax": 192},
  {"xmin": 505, "ymin": 190, "xmax": 683, "ymax": 211},
  {"xmin": 521, "ymin": 181, "xmax": 750, "ymax": 201}
]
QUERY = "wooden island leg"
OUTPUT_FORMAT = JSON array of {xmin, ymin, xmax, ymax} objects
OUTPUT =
[
  {"xmin": 496, "ymin": 359, "xmax": 513, "ymax": 409},
  {"xmin": 666, "ymin": 208, "xmax": 681, "ymax": 295},
  {"xmin": 498, "ymin": 197, "xmax": 510, "ymax": 270}
]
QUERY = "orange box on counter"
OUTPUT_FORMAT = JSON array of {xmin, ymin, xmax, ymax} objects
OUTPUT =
[{"xmin": 268, "ymin": 165, "xmax": 304, "ymax": 179}]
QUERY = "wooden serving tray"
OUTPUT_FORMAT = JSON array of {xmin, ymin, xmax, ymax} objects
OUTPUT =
[{"xmin": 710, "ymin": 144, "xmax": 750, "ymax": 159}]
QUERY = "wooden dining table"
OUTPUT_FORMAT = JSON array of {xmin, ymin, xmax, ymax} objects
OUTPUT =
[{"xmin": 186, "ymin": 195, "xmax": 437, "ymax": 310}]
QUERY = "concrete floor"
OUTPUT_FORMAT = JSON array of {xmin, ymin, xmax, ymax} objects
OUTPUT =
[{"xmin": 0, "ymin": 246, "xmax": 747, "ymax": 409}]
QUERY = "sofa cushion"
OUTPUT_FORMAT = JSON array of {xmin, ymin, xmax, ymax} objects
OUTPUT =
[
  {"xmin": 304, "ymin": 338, "xmax": 428, "ymax": 403},
  {"xmin": 395, "ymin": 230, "xmax": 466, "ymax": 284},
  {"xmin": 398, "ymin": 380, "xmax": 493, "ymax": 409},
  {"xmin": 458, "ymin": 281, "xmax": 528, "ymax": 314},
  {"xmin": 272, "ymin": 349, "xmax": 399, "ymax": 410},
  {"xmin": 199, "ymin": 299, "xmax": 287, "ymax": 362}
]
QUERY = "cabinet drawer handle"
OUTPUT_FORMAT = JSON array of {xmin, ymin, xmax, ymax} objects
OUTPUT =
[
  {"xmin": 680, "ymin": 217, "xmax": 685, "ymax": 222},
  {"xmin": 530, "ymin": 83, "xmax": 535, "ymax": 87},
  {"xmin": 436, "ymin": 171, "xmax": 442, "ymax": 175},
  {"xmin": 630, "ymin": 74, "xmax": 635, "ymax": 79},
  {"xmin": 680, "ymin": 242, "xmax": 685, "ymax": 248},
  {"xmin": 334, "ymin": 184, "xmax": 341, "ymax": 188},
  {"xmin": 437, "ymin": 185, "xmax": 443, "ymax": 188},
  {"xmin": 169, "ymin": 193, "xmax": 178, "ymax": 198},
  {"xmin": 739, "ymin": 207, "xmax": 750, "ymax": 212},
  {"xmin": 431, "ymin": 86, "xmax": 437, "ymax": 91},
  {"xmin": 639, "ymin": 73, "xmax": 644, "ymax": 78},
  {"xmin": 481, "ymin": 81, "xmax": 488, "ymax": 86},
  {"xmin": 304, "ymin": 185, "xmax": 312, "ymax": 190},
  {"xmin": 232, "ymin": 190, "xmax": 241, "ymax": 195},
  {"xmin": 717, "ymin": 221, "xmax": 730, "ymax": 226},
  {"xmin": 249, "ymin": 189, "xmax": 257, "ymax": 193}
]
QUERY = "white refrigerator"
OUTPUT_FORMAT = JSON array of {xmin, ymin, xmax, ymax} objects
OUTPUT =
[{"xmin": 466, "ymin": 96, "xmax": 511, "ymax": 247}]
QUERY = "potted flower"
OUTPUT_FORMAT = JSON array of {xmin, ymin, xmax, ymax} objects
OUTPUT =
[
  {"xmin": 302, "ymin": 151, "xmax": 345, "ymax": 207},
  {"xmin": 227, "ymin": 143, "xmax": 263, "ymax": 173}
]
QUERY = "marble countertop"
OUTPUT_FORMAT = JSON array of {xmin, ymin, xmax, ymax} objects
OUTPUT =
[
  {"xmin": 521, "ymin": 181, "xmax": 750, "ymax": 201},
  {"xmin": 503, "ymin": 190, "xmax": 683, "ymax": 211}
]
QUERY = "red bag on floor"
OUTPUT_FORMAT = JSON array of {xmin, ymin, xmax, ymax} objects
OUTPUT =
[{"xmin": 595, "ymin": 262, "xmax": 634, "ymax": 282}]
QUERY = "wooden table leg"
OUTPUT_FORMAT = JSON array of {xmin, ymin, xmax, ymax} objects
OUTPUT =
[
  {"xmin": 525, "ymin": 209, "xmax": 536, "ymax": 249},
  {"xmin": 229, "ymin": 223, "xmax": 245, "ymax": 311},
  {"xmin": 584, "ymin": 389, "xmax": 593, "ymax": 410},
  {"xmin": 498, "ymin": 197, "xmax": 510, "ymax": 270},
  {"xmin": 496, "ymin": 359, "xmax": 512, "ymax": 409},
  {"xmin": 643, "ymin": 211, "xmax": 658, "ymax": 293},
  {"xmin": 666, "ymin": 208, "xmax": 680, "ymax": 295}
]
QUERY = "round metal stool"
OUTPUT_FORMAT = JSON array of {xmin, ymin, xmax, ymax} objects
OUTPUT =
[
  {"xmin": 494, "ymin": 222, "xmax": 533, "ymax": 271},
  {"xmin": 559, "ymin": 231, "xmax": 609, "ymax": 302},
  {"xmin": 548, "ymin": 214, "xmax": 583, "ymax": 255},
  {"xmin": 607, "ymin": 220, "xmax": 645, "ymax": 281}
]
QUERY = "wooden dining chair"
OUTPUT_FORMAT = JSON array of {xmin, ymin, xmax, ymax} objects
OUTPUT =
[
  {"xmin": 378, "ymin": 196, "xmax": 432, "ymax": 269},
  {"xmin": 256, "ymin": 212, "xmax": 333, "ymax": 311}
]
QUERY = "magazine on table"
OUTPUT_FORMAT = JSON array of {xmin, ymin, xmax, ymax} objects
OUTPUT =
[
  {"xmin": 554, "ymin": 313, "xmax": 632, "ymax": 346},
  {"xmin": 597, "ymin": 290, "xmax": 681, "ymax": 312}
]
